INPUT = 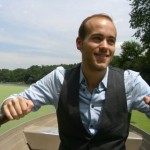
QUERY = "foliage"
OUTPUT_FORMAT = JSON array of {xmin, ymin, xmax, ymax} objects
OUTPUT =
[
  {"xmin": 120, "ymin": 41, "xmax": 143, "ymax": 61},
  {"xmin": 111, "ymin": 40, "xmax": 150, "ymax": 85},
  {"xmin": 119, "ymin": 41, "xmax": 143, "ymax": 70},
  {"xmin": 128, "ymin": 0, "xmax": 150, "ymax": 84},
  {"xmin": 111, "ymin": 55, "xmax": 122, "ymax": 67},
  {"xmin": 0, "ymin": 63, "xmax": 77, "ymax": 84},
  {"xmin": 129, "ymin": 0, "xmax": 150, "ymax": 53}
]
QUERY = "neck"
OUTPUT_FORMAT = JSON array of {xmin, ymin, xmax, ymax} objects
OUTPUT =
[{"xmin": 81, "ymin": 65, "xmax": 107, "ymax": 92}]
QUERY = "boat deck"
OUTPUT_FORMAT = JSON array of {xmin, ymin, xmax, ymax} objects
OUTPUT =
[{"xmin": 0, "ymin": 113, "xmax": 150, "ymax": 150}]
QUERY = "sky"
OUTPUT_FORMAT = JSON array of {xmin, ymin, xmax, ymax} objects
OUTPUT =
[{"xmin": 0, "ymin": 0, "xmax": 137, "ymax": 70}]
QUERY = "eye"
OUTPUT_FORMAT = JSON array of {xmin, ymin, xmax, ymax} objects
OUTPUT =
[
  {"xmin": 92, "ymin": 36, "xmax": 103, "ymax": 43},
  {"xmin": 107, "ymin": 38, "xmax": 116, "ymax": 45}
]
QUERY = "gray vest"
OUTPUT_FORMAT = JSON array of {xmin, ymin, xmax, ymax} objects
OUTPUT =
[{"xmin": 57, "ymin": 64, "xmax": 131, "ymax": 150}]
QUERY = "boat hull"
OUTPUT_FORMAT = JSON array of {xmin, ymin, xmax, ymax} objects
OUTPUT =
[{"xmin": 0, "ymin": 113, "xmax": 150, "ymax": 150}]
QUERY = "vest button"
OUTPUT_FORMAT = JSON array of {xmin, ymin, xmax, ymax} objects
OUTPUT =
[{"xmin": 91, "ymin": 104, "xmax": 94, "ymax": 108}]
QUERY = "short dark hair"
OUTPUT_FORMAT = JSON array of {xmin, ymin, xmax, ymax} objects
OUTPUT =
[{"xmin": 78, "ymin": 13, "xmax": 114, "ymax": 39}]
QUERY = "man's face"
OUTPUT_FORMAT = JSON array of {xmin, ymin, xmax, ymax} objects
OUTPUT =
[{"xmin": 76, "ymin": 17, "xmax": 116, "ymax": 72}]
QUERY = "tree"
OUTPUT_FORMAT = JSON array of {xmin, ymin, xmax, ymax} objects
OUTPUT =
[
  {"xmin": 120, "ymin": 40, "xmax": 150, "ymax": 84},
  {"xmin": 129, "ymin": 0, "xmax": 150, "ymax": 54},
  {"xmin": 111, "ymin": 56, "xmax": 122, "ymax": 68},
  {"xmin": 24, "ymin": 65, "xmax": 43, "ymax": 84},
  {"xmin": 12, "ymin": 68, "xmax": 26, "ymax": 82},
  {"xmin": 120, "ymin": 41, "xmax": 142, "ymax": 60},
  {"xmin": 119, "ymin": 41, "xmax": 143, "ymax": 70},
  {"xmin": 0, "ymin": 69, "xmax": 12, "ymax": 82}
]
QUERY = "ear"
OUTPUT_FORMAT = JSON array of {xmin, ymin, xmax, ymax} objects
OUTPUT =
[{"xmin": 76, "ymin": 37, "xmax": 82, "ymax": 50}]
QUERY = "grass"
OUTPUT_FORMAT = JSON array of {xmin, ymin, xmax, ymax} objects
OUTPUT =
[
  {"xmin": 0, "ymin": 84, "xmax": 150, "ymax": 135},
  {"xmin": 131, "ymin": 110, "xmax": 150, "ymax": 133}
]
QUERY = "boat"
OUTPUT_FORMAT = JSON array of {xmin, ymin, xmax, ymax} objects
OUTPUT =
[{"xmin": 0, "ymin": 113, "xmax": 150, "ymax": 150}]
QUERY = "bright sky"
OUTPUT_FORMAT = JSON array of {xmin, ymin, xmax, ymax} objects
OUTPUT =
[{"xmin": 0, "ymin": 0, "xmax": 136, "ymax": 69}]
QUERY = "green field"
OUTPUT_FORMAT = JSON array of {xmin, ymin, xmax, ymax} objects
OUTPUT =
[
  {"xmin": 0, "ymin": 84, "xmax": 150, "ymax": 135},
  {"xmin": 131, "ymin": 110, "xmax": 150, "ymax": 133}
]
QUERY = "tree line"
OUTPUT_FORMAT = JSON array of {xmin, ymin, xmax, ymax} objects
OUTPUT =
[{"xmin": 0, "ymin": 64, "xmax": 77, "ymax": 84}]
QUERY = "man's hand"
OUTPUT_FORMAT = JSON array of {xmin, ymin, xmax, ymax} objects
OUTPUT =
[
  {"xmin": 2, "ymin": 96, "xmax": 34, "ymax": 120},
  {"xmin": 144, "ymin": 96, "xmax": 150, "ymax": 107}
]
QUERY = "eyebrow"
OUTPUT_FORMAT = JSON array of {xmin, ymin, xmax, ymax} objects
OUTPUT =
[{"xmin": 91, "ymin": 33, "xmax": 116, "ymax": 40}]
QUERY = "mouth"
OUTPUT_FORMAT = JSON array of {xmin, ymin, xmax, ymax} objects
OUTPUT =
[
  {"xmin": 94, "ymin": 53, "xmax": 109, "ymax": 57},
  {"xmin": 93, "ymin": 52, "xmax": 110, "ymax": 63}
]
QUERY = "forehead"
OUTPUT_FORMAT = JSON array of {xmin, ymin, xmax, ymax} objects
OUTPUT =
[{"xmin": 85, "ymin": 17, "xmax": 117, "ymax": 37}]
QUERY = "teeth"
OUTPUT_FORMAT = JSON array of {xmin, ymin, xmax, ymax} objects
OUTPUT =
[{"xmin": 95, "ymin": 53, "xmax": 108, "ymax": 56}]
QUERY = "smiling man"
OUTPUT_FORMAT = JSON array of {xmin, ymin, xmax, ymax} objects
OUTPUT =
[
  {"xmin": 0, "ymin": 14, "xmax": 150, "ymax": 150},
  {"xmin": 76, "ymin": 15, "xmax": 117, "ymax": 92}
]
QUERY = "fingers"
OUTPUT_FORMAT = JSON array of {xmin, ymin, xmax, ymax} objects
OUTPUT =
[
  {"xmin": 26, "ymin": 100, "xmax": 34, "ymax": 113},
  {"xmin": 3, "ymin": 100, "xmax": 18, "ymax": 120},
  {"xmin": 2, "ymin": 97, "xmax": 34, "ymax": 120},
  {"xmin": 144, "ymin": 96, "xmax": 150, "ymax": 106}
]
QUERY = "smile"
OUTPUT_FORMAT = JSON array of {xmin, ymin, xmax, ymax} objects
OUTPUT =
[{"xmin": 94, "ymin": 53, "xmax": 109, "ymax": 57}]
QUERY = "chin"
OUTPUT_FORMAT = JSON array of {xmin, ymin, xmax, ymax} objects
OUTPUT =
[{"xmin": 94, "ymin": 63, "xmax": 108, "ymax": 71}]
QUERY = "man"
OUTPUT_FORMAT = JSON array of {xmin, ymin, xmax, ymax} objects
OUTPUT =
[{"xmin": 0, "ymin": 14, "xmax": 150, "ymax": 150}]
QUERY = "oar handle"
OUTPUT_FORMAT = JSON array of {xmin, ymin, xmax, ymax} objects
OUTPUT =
[{"xmin": 0, "ymin": 115, "xmax": 9, "ymax": 126}]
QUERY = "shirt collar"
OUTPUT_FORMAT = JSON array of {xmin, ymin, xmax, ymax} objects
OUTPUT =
[{"xmin": 79, "ymin": 66, "xmax": 109, "ymax": 89}]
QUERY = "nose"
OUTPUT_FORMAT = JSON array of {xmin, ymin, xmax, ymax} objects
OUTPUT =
[{"xmin": 99, "ymin": 39, "xmax": 108, "ymax": 48}]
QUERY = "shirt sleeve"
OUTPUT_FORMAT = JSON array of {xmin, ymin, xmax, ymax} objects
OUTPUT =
[
  {"xmin": 1, "ymin": 66, "xmax": 65, "ymax": 112},
  {"xmin": 125, "ymin": 70, "xmax": 150, "ymax": 118}
]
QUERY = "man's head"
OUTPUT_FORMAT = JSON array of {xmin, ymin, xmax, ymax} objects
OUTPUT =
[
  {"xmin": 76, "ymin": 13, "xmax": 117, "ymax": 72},
  {"xmin": 78, "ymin": 13, "xmax": 117, "ymax": 40}
]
